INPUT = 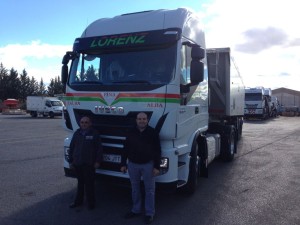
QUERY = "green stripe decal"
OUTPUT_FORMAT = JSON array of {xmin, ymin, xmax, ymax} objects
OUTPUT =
[
  {"xmin": 64, "ymin": 96, "xmax": 107, "ymax": 105},
  {"xmin": 65, "ymin": 92, "xmax": 180, "ymax": 105},
  {"xmin": 111, "ymin": 97, "xmax": 179, "ymax": 105}
]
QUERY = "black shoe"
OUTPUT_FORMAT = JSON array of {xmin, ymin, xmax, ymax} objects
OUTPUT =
[
  {"xmin": 124, "ymin": 211, "xmax": 141, "ymax": 219},
  {"xmin": 144, "ymin": 215, "xmax": 154, "ymax": 224},
  {"xmin": 69, "ymin": 203, "xmax": 82, "ymax": 208}
]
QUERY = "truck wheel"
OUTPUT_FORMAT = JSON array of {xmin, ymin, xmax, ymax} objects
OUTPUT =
[
  {"xmin": 49, "ymin": 112, "xmax": 54, "ymax": 118},
  {"xmin": 182, "ymin": 141, "xmax": 200, "ymax": 195},
  {"xmin": 222, "ymin": 126, "xmax": 236, "ymax": 162},
  {"xmin": 30, "ymin": 111, "xmax": 37, "ymax": 117},
  {"xmin": 237, "ymin": 118, "xmax": 243, "ymax": 141}
]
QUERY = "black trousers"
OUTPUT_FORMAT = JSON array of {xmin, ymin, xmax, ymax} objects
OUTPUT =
[{"xmin": 74, "ymin": 164, "xmax": 96, "ymax": 207}]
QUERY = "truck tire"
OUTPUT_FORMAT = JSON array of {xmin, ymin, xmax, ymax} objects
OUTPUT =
[
  {"xmin": 236, "ymin": 118, "xmax": 243, "ymax": 141},
  {"xmin": 181, "ymin": 141, "xmax": 200, "ymax": 195},
  {"xmin": 222, "ymin": 125, "xmax": 236, "ymax": 162},
  {"xmin": 30, "ymin": 111, "xmax": 37, "ymax": 117},
  {"xmin": 49, "ymin": 112, "xmax": 54, "ymax": 118}
]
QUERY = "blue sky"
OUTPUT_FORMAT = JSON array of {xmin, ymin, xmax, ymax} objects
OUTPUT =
[{"xmin": 1, "ymin": 0, "xmax": 300, "ymax": 91}]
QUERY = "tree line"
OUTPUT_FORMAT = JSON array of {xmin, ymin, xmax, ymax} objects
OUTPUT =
[{"xmin": 0, "ymin": 63, "xmax": 64, "ymax": 103}]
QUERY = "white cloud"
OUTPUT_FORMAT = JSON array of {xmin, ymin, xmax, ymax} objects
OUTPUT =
[
  {"xmin": 1, "ymin": 0, "xmax": 300, "ymax": 92},
  {"xmin": 0, "ymin": 40, "xmax": 71, "ymax": 84},
  {"xmin": 200, "ymin": 0, "xmax": 300, "ymax": 91}
]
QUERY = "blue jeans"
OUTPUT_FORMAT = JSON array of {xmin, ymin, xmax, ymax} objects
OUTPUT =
[{"xmin": 128, "ymin": 161, "xmax": 156, "ymax": 216}]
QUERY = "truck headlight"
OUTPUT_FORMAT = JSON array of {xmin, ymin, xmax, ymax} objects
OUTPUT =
[
  {"xmin": 64, "ymin": 147, "xmax": 71, "ymax": 162},
  {"xmin": 160, "ymin": 157, "xmax": 169, "ymax": 174}
]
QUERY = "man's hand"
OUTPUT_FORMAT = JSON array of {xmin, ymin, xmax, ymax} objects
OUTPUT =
[
  {"xmin": 153, "ymin": 168, "xmax": 160, "ymax": 176},
  {"xmin": 120, "ymin": 166, "xmax": 127, "ymax": 173}
]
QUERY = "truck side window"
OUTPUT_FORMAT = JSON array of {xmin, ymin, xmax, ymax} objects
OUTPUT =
[
  {"xmin": 180, "ymin": 45, "xmax": 192, "ymax": 85},
  {"xmin": 45, "ymin": 101, "xmax": 51, "ymax": 107},
  {"xmin": 180, "ymin": 45, "xmax": 192, "ymax": 105}
]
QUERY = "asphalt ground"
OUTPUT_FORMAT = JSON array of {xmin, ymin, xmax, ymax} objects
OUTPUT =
[{"xmin": 0, "ymin": 114, "xmax": 299, "ymax": 225}]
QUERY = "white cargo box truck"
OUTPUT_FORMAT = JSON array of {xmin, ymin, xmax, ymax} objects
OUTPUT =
[{"xmin": 26, "ymin": 96, "xmax": 64, "ymax": 118}]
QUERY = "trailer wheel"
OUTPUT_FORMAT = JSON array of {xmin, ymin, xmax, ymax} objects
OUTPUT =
[
  {"xmin": 236, "ymin": 118, "xmax": 243, "ymax": 141},
  {"xmin": 182, "ymin": 141, "xmax": 200, "ymax": 195},
  {"xmin": 222, "ymin": 126, "xmax": 236, "ymax": 162}
]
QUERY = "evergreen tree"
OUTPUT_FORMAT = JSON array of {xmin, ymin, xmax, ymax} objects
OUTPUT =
[
  {"xmin": 0, "ymin": 63, "xmax": 9, "ymax": 100},
  {"xmin": 6, "ymin": 68, "xmax": 21, "ymax": 99},
  {"xmin": 28, "ymin": 76, "xmax": 39, "ymax": 96},
  {"xmin": 47, "ymin": 79, "xmax": 55, "ymax": 96},
  {"xmin": 37, "ymin": 78, "xmax": 47, "ymax": 96},
  {"xmin": 19, "ymin": 69, "xmax": 31, "ymax": 101},
  {"xmin": 47, "ymin": 76, "xmax": 64, "ymax": 96}
]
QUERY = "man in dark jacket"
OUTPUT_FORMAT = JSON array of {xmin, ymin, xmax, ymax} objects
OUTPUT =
[
  {"xmin": 121, "ymin": 112, "xmax": 161, "ymax": 224},
  {"xmin": 69, "ymin": 116, "xmax": 102, "ymax": 210}
]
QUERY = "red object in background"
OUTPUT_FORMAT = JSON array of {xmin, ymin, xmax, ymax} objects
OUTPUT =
[{"xmin": 3, "ymin": 99, "xmax": 19, "ymax": 108}]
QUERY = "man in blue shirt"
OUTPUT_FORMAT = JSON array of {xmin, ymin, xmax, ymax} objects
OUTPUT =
[{"xmin": 69, "ymin": 116, "xmax": 102, "ymax": 210}]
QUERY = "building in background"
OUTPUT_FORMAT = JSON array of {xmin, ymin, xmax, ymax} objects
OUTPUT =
[
  {"xmin": 272, "ymin": 88, "xmax": 300, "ymax": 116},
  {"xmin": 272, "ymin": 88, "xmax": 300, "ymax": 107}
]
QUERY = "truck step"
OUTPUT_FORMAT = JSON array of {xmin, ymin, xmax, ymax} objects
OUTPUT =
[
  {"xmin": 178, "ymin": 161, "xmax": 186, "ymax": 168},
  {"xmin": 177, "ymin": 180, "xmax": 186, "ymax": 187}
]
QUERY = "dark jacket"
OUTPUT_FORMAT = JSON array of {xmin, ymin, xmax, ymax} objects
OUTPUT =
[
  {"xmin": 69, "ymin": 128, "xmax": 103, "ymax": 166},
  {"xmin": 121, "ymin": 126, "xmax": 161, "ymax": 170}
]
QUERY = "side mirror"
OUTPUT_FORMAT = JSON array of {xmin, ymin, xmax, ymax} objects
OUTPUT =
[
  {"xmin": 190, "ymin": 46, "xmax": 205, "ymax": 84},
  {"xmin": 61, "ymin": 65, "xmax": 68, "ymax": 84},
  {"xmin": 191, "ymin": 46, "xmax": 205, "ymax": 59},
  {"xmin": 190, "ymin": 61, "xmax": 204, "ymax": 84}
]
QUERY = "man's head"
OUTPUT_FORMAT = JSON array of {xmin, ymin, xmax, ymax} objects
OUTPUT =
[
  {"xmin": 79, "ymin": 116, "xmax": 92, "ymax": 130},
  {"xmin": 136, "ymin": 112, "xmax": 148, "ymax": 131}
]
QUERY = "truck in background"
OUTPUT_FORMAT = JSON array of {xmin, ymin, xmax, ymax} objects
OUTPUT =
[
  {"xmin": 26, "ymin": 96, "xmax": 64, "ymax": 118},
  {"xmin": 244, "ymin": 87, "xmax": 270, "ymax": 119},
  {"xmin": 270, "ymin": 95, "xmax": 280, "ymax": 117},
  {"xmin": 264, "ymin": 88, "xmax": 272, "ymax": 117},
  {"xmin": 61, "ymin": 8, "xmax": 245, "ymax": 194}
]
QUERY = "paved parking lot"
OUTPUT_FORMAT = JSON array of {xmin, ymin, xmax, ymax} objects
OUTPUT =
[{"xmin": 0, "ymin": 114, "xmax": 299, "ymax": 225}]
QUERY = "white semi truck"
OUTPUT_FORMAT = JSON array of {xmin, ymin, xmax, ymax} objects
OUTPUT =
[
  {"xmin": 61, "ymin": 8, "xmax": 245, "ymax": 194},
  {"xmin": 244, "ymin": 87, "xmax": 270, "ymax": 119},
  {"xmin": 26, "ymin": 96, "xmax": 64, "ymax": 118}
]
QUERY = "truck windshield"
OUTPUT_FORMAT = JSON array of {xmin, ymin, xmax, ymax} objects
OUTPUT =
[
  {"xmin": 245, "ymin": 93, "xmax": 262, "ymax": 101},
  {"xmin": 51, "ymin": 101, "xmax": 63, "ymax": 106},
  {"xmin": 68, "ymin": 45, "xmax": 176, "ymax": 86}
]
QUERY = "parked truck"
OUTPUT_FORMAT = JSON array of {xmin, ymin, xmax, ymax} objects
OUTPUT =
[
  {"xmin": 26, "ymin": 96, "xmax": 64, "ymax": 118},
  {"xmin": 61, "ymin": 8, "xmax": 245, "ymax": 194},
  {"xmin": 244, "ymin": 87, "xmax": 270, "ymax": 119}
]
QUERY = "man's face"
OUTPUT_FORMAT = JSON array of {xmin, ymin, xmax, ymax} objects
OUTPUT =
[
  {"xmin": 136, "ymin": 113, "xmax": 148, "ymax": 130},
  {"xmin": 80, "ymin": 117, "xmax": 91, "ymax": 130}
]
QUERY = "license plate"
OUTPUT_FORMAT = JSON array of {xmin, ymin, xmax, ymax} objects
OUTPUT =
[{"xmin": 103, "ymin": 154, "xmax": 121, "ymax": 163}]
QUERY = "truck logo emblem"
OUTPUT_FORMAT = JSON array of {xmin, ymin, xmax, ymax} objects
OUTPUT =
[{"xmin": 95, "ymin": 106, "xmax": 124, "ymax": 114}]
